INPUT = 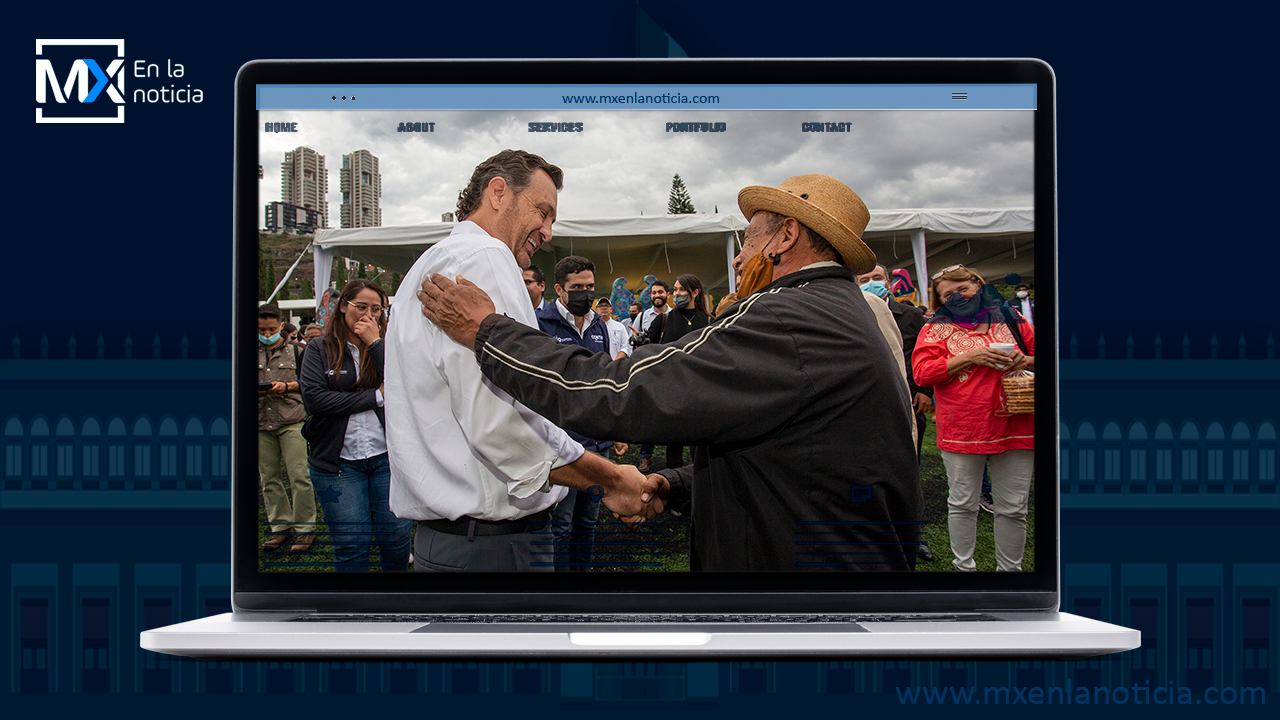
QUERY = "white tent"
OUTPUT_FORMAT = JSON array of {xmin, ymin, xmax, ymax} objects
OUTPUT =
[
  {"xmin": 311, "ymin": 208, "xmax": 1033, "ymax": 307},
  {"xmin": 313, "ymin": 214, "xmax": 748, "ymax": 304},
  {"xmin": 862, "ymin": 208, "xmax": 1036, "ymax": 300}
]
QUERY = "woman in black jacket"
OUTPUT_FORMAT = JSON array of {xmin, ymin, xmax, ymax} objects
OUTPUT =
[
  {"xmin": 645, "ymin": 273, "xmax": 712, "ymax": 469},
  {"xmin": 299, "ymin": 280, "xmax": 410, "ymax": 571},
  {"xmin": 646, "ymin": 273, "xmax": 711, "ymax": 345}
]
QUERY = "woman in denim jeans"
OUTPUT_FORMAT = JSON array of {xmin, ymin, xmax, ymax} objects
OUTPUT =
[{"xmin": 299, "ymin": 280, "xmax": 411, "ymax": 571}]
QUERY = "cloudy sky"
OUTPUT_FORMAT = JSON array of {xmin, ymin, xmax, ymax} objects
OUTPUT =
[{"xmin": 259, "ymin": 110, "xmax": 1033, "ymax": 226}]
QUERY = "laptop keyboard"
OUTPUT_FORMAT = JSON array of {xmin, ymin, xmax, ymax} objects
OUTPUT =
[{"xmin": 292, "ymin": 613, "xmax": 995, "ymax": 623}]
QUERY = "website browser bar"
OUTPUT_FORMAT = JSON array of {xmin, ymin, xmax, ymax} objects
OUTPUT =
[{"xmin": 257, "ymin": 84, "xmax": 1036, "ymax": 110}]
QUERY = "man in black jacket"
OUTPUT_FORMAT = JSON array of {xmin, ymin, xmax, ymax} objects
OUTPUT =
[
  {"xmin": 857, "ymin": 262, "xmax": 937, "ymax": 563},
  {"xmin": 418, "ymin": 174, "xmax": 923, "ymax": 571},
  {"xmin": 856, "ymin": 263, "xmax": 934, "ymax": 457}
]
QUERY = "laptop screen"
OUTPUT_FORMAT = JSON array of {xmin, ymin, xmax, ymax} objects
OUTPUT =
[{"xmin": 236, "ymin": 60, "xmax": 1057, "ymax": 610}]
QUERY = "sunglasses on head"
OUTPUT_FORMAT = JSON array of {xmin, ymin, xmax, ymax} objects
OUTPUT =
[{"xmin": 930, "ymin": 264, "xmax": 968, "ymax": 281}]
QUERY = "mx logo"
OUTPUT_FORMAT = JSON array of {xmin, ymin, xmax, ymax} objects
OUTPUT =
[{"xmin": 36, "ymin": 39, "xmax": 126, "ymax": 123}]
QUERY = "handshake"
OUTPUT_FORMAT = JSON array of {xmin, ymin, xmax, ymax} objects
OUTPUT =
[
  {"xmin": 600, "ymin": 464, "xmax": 671, "ymax": 526},
  {"xmin": 553, "ymin": 451, "xmax": 670, "ymax": 525}
]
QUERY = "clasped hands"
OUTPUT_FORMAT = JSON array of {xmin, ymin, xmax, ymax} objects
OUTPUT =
[
  {"xmin": 599, "ymin": 464, "xmax": 671, "ymax": 526},
  {"xmin": 962, "ymin": 346, "xmax": 1032, "ymax": 373}
]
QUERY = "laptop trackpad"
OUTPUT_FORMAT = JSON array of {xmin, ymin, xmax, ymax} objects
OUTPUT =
[{"xmin": 570, "ymin": 632, "xmax": 712, "ymax": 646}]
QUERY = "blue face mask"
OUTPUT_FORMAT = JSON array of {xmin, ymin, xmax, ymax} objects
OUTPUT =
[
  {"xmin": 860, "ymin": 280, "xmax": 889, "ymax": 299},
  {"xmin": 259, "ymin": 333, "xmax": 282, "ymax": 345},
  {"xmin": 944, "ymin": 292, "xmax": 982, "ymax": 318}
]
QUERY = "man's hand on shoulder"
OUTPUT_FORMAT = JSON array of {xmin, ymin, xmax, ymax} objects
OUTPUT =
[{"xmin": 418, "ymin": 273, "xmax": 496, "ymax": 348}]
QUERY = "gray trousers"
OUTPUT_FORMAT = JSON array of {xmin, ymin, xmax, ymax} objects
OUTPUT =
[
  {"xmin": 413, "ymin": 522, "xmax": 553, "ymax": 572},
  {"xmin": 941, "ymin": 449, "xmax": 1033, "ymax": 572}
]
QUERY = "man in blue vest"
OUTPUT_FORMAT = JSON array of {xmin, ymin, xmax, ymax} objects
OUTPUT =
[{"xmin": 536, "ymin": 255, "xmax": 617, "ymax": 570}]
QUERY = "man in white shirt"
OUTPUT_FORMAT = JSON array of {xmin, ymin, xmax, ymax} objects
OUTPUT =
[
  {"xmin": 630, "ymin": 280, "xmax": 671, "ymax": 336},
  {"xmin": 628, "ymin": 280, "xmax": 670, "ymax": 471},
  {"xmin": 594, "ymin": 297, "xmax": 634, "ymax": 360},
  {"xmin": 1003, "ymin": 282, "xmax": 1034, "ymax": 325},
  {"xmin": 384, "ymin": 150, "xmax": 660, "ymax": 572}
]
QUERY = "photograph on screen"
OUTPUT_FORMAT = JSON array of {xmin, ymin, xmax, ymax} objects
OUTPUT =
[{"xmin": 254, "ymin": 102, "xmax": 1036, "ymax": 574}]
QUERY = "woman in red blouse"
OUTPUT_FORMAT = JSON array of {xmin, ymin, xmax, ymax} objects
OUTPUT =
[{"xmin": 912, "ymin": 266, "xmax": 1035, "ymax": 572}]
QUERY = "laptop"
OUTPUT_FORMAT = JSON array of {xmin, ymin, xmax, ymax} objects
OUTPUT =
[{"xmin": 141, "ymin": 57, "xmax": 1138, "ymax": 658}]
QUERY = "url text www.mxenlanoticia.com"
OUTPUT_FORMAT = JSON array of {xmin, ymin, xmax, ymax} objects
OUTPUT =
[{"xmin": 897, "ymin": 682, "xmax": 1265, "ymax": 706}]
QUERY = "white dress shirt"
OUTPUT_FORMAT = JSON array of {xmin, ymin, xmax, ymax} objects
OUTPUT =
[
  {"xmin": 339, "ymin": 341, "xmax": 388, "ymax": 461},
  {"xmin": 605, "ymin": 318, "xmax": 633, "ymax": 358},
  {"xmin": 384, "ymin": 221, "xmax": 579, "ymax": 521}
]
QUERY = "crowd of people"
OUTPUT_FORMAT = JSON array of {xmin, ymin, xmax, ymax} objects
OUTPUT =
[{"xmin": 259, "ymin": 149, "xmax": 1035, "ymax": 574}]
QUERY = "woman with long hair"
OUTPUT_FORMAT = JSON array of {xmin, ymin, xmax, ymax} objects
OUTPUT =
[
  {"xmin": 299, "ymin": 279, "xmax": 411, "ymax": 571},
  {"xmin": 646, "ymin": 273, "xmax": 711, "ymax": 344},
  {"xmin": 644, "ymin": 273, "xmax": 712, "ymax": 470},
  {"xmin": 911, "ymin": 265, "xmax": 1035, "ymax": 572}
]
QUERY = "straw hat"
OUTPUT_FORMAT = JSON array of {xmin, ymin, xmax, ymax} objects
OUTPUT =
[{"xmin": 737, "ymin": 174, "xmax": 875, "ymax": 274}]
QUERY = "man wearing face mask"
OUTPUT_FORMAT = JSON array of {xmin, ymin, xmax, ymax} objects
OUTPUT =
[
  {"xmin": 257, "ymin": 303, "xmax": 317, "ymax": 553},
  {"xmin": 1002, "ymin": 282, "xmax": 1034, "ymax": 325},
  {"xmin": 857, "ymin": 263, "xmax": 934, "ymax": 562},
  {"xmin": 535, "ymin": 255, "xmax": 625, "ymax": 570},
  {"xmin": 857, "ymin": 263, "xmax": 933, "ymax": 456},
  {"xmin": 417, "ymin": 174, "xmax": 922, "ymax": 572}
]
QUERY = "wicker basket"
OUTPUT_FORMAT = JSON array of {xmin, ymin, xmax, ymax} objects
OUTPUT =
[{"xmin": 1001, "ymin": 372, "xmax": 1035, "ymax": 415}]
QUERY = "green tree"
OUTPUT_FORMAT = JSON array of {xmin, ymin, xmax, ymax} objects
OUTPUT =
[
  {"xmin": 261, "ymin": 251, "xmax": 276, "ymax": 301},
  {"xmin": 667, "ymin": 173, "xmax": 696, "ymax": 214},
  {"xmin": 357, "ymin": 262, "xmax": 368, "ymax": 279},
  {"xmin": 301, "ymin": 280, "xmax": 314, "ymax": 299},
  {"xmin": 334, "ymin": 258, "xmax": 348, "ymax": 288}
]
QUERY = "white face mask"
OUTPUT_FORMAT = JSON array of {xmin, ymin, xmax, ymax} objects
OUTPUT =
[{"xmin": 1016, "ymin": 290, "xmax": 1029, "ymax": 299}]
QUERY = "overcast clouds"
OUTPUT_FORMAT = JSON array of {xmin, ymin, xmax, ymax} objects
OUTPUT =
[{"xmin": 259, "ymin": 110, "xmax": 1033, "ymax": 226}]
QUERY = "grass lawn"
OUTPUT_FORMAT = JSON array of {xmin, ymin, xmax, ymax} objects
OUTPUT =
[
  {"xmin": 594, "ymin": 429, "xmax": 1035, "ymax": 573},
  {"xmin": 259, "ymin": 428, "xmax": 1034, "ymax": 573},
  {"xmin": 915, "ymin": 421, "xmax": 1036, "ymax": 573}
]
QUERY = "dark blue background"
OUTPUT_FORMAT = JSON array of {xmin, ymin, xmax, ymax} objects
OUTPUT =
[
  {"xmin": 16, "ymin": 2, "xmax": 1274, "ymax": 356},
  {"xmin": 8, "ymin": 1, "xmax": 1275, "ymax": 717}
]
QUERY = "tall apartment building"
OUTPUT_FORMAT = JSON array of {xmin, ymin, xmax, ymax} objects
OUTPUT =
[
  {"xmin": 280, "ymin": 146, "xmax": 328, "ymax": 229},
  {"xmin": 340, "ymin": 149, "xmax": 382, "ymax": 228}
]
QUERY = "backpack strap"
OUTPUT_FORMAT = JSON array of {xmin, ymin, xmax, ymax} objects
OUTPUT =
[{"xmin": 1000, "ymin": 305, "xmax": 1029, "ymax": 355}]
